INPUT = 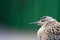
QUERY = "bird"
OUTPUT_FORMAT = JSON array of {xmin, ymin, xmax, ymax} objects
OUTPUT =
[{"xmin": 29, "ymin": 16, "xmax": 60, "ymax": 40}]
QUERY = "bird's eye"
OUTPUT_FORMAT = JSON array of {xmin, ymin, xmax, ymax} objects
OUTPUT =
[{"xmin": 41, "ymin": 20, "xmax": 45, "ymax": 22}]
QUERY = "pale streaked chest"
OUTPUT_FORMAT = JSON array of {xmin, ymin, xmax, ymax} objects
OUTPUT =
[{"xmin": 37, "ymin": 22, "xmax": 60, "ymax": 40}]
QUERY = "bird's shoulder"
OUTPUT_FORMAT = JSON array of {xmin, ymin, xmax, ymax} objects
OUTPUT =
[{"xmin": 45, "ymin": 22, "xmax": 60, "ymax": 35}]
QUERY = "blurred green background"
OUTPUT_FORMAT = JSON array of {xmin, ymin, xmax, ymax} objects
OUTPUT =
[{"xmin": 1, "ymin": 0, "xmax": 60, "ymax": 31}]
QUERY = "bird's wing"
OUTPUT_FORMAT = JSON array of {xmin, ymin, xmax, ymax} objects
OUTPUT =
[{"xmin": 46, "ymin": 22, "xmax": 60, "ymax": 40}]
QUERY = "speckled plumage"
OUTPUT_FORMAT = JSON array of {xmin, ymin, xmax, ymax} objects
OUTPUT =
[
  {"xmin": 37, "ymin": 16, "xmax": 60, "ymax": 40},
  {"xmin": 30, "ymin": 16, "xmax": 60, "ymax": 40},
  {"xmin": 37, "ymin": 21, "xmax": 60, "ymax": 40}
]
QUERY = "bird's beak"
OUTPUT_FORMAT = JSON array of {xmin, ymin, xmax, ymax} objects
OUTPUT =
[{"xmin": 29, "ymin": 21, "xmax": 39, "ymax": 25}]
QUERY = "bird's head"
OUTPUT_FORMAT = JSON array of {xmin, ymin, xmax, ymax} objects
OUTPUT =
[{"xmin": 29, "ymin": 16, "xmax": 56, "ymax": 26}]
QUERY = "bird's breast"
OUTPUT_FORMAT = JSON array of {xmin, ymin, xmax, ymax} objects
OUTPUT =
[
  {"xmin": 37, "ymin": 27, "xmax": 47, "ymax": 40},
  {"xmin": 37, "ymin": 22, "xmax": 60, "ymax": 40}
]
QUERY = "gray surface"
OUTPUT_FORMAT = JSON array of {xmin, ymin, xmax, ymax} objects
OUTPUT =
[{"xmin": 0, "ymin": 31, "xmax": 37, "ymax": 40}]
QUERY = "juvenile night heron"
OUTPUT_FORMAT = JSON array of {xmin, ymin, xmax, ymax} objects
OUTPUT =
[{"xmin": 30, "ymin": 16, "xmax": 60, "ymax": 40}]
